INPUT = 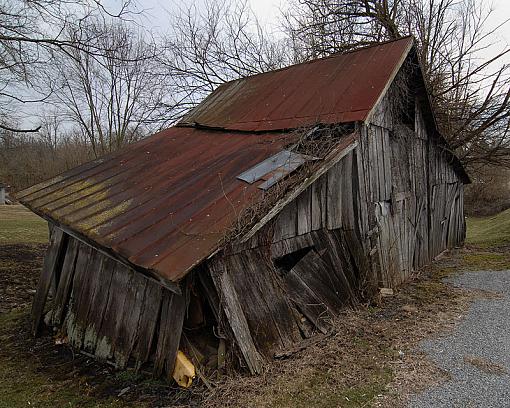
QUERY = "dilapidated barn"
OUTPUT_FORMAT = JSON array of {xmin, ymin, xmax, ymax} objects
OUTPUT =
[{"xmin": 17, "ymin": 37, "xmax": 469, "ymax": 381}]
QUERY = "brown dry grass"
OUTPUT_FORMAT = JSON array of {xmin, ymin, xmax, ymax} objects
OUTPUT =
[
  {"xmin": 2, "ymin": 244, "xmax": 497, "ymax": 408},
  {"xmin": 202, "ymin": 246, "xmax": 507, "ymax": 408},
  {"xmin": 3, "ymin": 206, "xmax": 509, "ymax": 407},
  {"xmin": 463, "ymin": 355, "xmax": 507, "ymax": 376},
  {"xmin": 165, "ymin": 222, "xmax": 509, "ymax": 406}
]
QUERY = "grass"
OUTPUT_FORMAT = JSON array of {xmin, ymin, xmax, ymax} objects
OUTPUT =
[
  {"xmin": 0, "ymin": 203, "xmax": 509, "ymax": 407},
  {"xmin": 207, "ymin": 211, "xmax": 510, "ymax": 408},
  {"xmin": 0, "ymin": 205, "xmax": 48, "ymax": 244},
  {"xmin": 269, "ymin": 367, "xmax": 393, "ymax": 408},
  {"xmin": 0, "ymin": 207, "xmax": 127, "ymax": 407},
  {"xmin": 466, "ymin": 208, "xmax": 510, "ymax": 247},
  {"xmin": 0, "ymin": 310, "xmax": 127, "ymax": 408}
]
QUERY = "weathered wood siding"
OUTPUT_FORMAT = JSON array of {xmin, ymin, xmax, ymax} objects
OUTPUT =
[
  {"xmin": 359, "ymin": 95, "xmax": 465, "ymax": 287},
  {"xmin": 31, "ymin": 58, "xmax": 467, "ymax": 379},
  {"xmin": 271, "ymin": 150, "xmax": 357, "ymax": 239},
  {"xmin": 206, "ymin": 227, "xmax": 361, "ymax": 367},
  {"xmin": 207, "ymin": 79, "xmax": 470, "ymax": 367},
  {"xmin": 32, "ymin": 229, "xmax": 188, "ymax": 377}
]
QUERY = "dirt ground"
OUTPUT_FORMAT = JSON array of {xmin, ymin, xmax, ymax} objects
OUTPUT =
[
  {"xmin": 0, "ymin": 244, "xmax": 45, "ymax": 314},
  {"xmin": 0, "ymin": 242, "xmax": 208, "ymax": 408},
  {"xmin": 1, "ymin": 205, "xmax": 510, "ymax": 407},
  {"xmin": 2, "ymin": 242, "xmax": 509, "ymax": 407}
]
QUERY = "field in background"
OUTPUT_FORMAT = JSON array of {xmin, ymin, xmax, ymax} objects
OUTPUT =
[
  {"xmin": 0, "ymin": 205, "xmax": 509, "ymax": 407},
  {"xmin": 0, "ymin": 205, "xmax": 48, "ymax": 244},
  {"xmin": 466, "ymin": 208, "xmax": 510, "ymax": 247},
  {"xmin": 0, "ymin": 205, "xmax": 138, "ymax": 408}
]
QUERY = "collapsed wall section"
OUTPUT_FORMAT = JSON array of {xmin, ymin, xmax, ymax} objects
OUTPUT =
[{"xmin": 31, "ymin": 228, "xmax": 188, "ymax": 378}]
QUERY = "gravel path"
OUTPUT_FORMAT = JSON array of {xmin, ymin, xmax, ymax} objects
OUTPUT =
[{"xmin": 409, "ymin": 269, "xmax": 510, "ymax": 408}]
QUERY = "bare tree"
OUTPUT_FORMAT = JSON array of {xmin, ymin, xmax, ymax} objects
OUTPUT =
[
  {"xmin": 0, "ymin": 124, "xmax": 92, "ymax": 190},
  {"xmin": 50, "ymin": 19, "xmax": 172, "ymax": 157},
  {"xmin": 283, "ymin": 0, "xmax": 510, "ymax": 168},
  {"xmin": 162, "ymin": 0, "xmax": 293, "ymax": 111},
  {"xmin": 0, "ymin": 0, "xmax": 135, "ymax": 133}
]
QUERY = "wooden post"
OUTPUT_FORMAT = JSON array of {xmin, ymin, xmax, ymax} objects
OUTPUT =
[{"xmin": 31, "ymin": 227, "xmax": 66, "ymax": 335}]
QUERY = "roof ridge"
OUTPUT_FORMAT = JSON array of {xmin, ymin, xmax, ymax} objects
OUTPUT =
[{"xmin": 214, "ymin": 36, "xmax": 415, "ymax": 88}]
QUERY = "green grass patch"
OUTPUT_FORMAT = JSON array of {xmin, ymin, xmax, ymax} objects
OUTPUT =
[
  {"xmin": 270, "ymin": 367, "xmax": 392, "ymax": 408},
  {"xmin": 461, "ymin": 252, "xmax": 510, "ymax": 270},
  {"xmin": 466, "ymin": 209, "xmax": 510, "ymax": 247},
  {"xmin": 430, "ymin": 250, "xmax": 510, "ymax": 279},
  {"xmin": 0, "ymin": 309, "xmax": 129, "ymax": 408},
  {"xmin": 0, "ymin": 205, "xmax": 48, "ymax": 244},
  {"xmin": 0, "ymin": 360, "xmax": 126, "ymax": 408}
]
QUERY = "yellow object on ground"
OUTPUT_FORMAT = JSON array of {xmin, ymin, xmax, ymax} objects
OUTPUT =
[{"xmin": 172, "ymin": 351, "xmax": 196, "ymax": 388}]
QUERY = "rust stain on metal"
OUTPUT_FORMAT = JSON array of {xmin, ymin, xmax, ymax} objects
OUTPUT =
[
  {"xmin": 180, "ymin": 38, "xmax": 413, "ymax": 131},
  {"xmin": 17, "ymin": 38, "xmax": 415, "ymax": 284},
  {"xmin": 17, "ymin": 127, "xmax": 297, "ymax": 282}
]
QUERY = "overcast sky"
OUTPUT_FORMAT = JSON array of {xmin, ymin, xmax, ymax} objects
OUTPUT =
[
  {"xmin": 18, "ymin": 0, "xmax": 510, "ymax": 128},
  {"xmin": 129, "ymin": 0, "xmax": 510, "ymax": 64},
  {"xmin": 133, "ymin": 0, "xmax": 510, "ymax": 39}
]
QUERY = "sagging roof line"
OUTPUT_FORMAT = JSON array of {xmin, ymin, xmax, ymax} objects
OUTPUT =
[
  {"xmin": 239, "ymin": 133, "xmax": 359, "ymax": 244},
  {"xmin": 179, "ymin": 37, "xmax": 415, "ymax": 132},
  {"xmin": 177, "ymin": 119, "xmax": 359, "ymax": 137},
  {"xmin": 187, "ymin": 35, "xmax": 416, "ymax": 89}
]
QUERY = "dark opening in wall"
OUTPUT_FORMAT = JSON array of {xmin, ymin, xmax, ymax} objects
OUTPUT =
[{"xmin": 273, "ymin": 247, "xmax": 313, "ymax": 275}]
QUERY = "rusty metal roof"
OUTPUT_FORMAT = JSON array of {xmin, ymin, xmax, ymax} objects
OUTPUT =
[
  {"xmin": 17, "ymin": 127, "xmax": 298, "ymax": 282},
  {"xmin": 180, "ymin": 37, "xmax": 414, "ymax": 131},
  {"xmin": 17, "ymin": 38, "xmax": 420, "ymax": 285}
]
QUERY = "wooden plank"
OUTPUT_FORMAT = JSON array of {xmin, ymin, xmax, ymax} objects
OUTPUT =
[
  {"xmin": 382, "ymin": 129, "xmax": 392, "ymax": 200},
  {"xmin": 273, "ymin": 200, "xmax": 297, "ymax": 241},
  {"xmin": 153, "ymin": 286, "xmax": 188, "ymax": 377},
  {"xmin": 319, "ymin": 230, "xmax": 358, "ymax": 299},
  {"xmin": 283, "ymin": 264, "xmax": 332, "ymax": 334},
  {"xmin": 227, "ymin": 250, "xmax": 302, "ymax": 354},
  {"xmin": 113, "ymin": 271, "xmax": 148, "ymax": 368},
  {"xmin": 341, "ymin": 228, "xmax": 372, "ymax": 292},
  {"xmin": 354, "ymin": 145, "xmax": 370, "ymax": 238},
  {"xmin": 271, "ymin": 233, "xmax": 315, "ymax": 260},
  {"xmin": 369, "ymin": 93, "xmax": 393, "ymax": 130},
  {"xmin": 311, "ymin": 173, "xmax": 327, "ymax": 231},
  {"xmin": 70, "ymin": 249, "xmax": 103, "ymax": 349},
  {"xmin": 65, "ymin": 243, "xmax": 93, "ymax": 349},
  {"xmin": 94, "ymin": 263, "xmax": 131, "ymax": 361},
  {"xmin": 209, "ymin": 259, "xmax": 265, "ymax": 374},
  {"xmin": 296, "ymin": 186, "xmax": 312, "ymax": 236},
  {"xmin": 50, "ymin": 238, "xmax": 80, "ymax": 326},
  {"xmin": 375, "ymin": 127, "xmax": 387, "ymax": 201},
  {"xmin": 31, "ymin": 227, "xmax": 66, "ymax": 335},
  {"xmin": 132, "ymin": 279, "xmax": 163, "ymax": 368},
  {"xmin": 82, "ymin": 255, "xmax": 116, "ymax": 353},
  {"xmin": 288, "ymin": 249, "xmax": 346, "ymax": 313},
  {"xmin": 326, "ymin": 160, "xmax": 343, "ymax": 229},
  {"xmin": 368, "ymin": 126, "xmax": 379, "ymax": 202},
  {"xmin": 394, "ymin": 200, "xmax": 405, "ymax": 279},
  {"xmin": 340, "ymin": 152, "xmax": 355, "ymax": 230}
]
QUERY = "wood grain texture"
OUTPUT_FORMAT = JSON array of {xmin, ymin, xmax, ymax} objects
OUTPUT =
[
  {"xmin": 31, "ymin": 227, "xmax": 66, "ymax": 335},
  {"xmin": 209, "ymin": 258, "xmax": 265, "ymax": 374}
]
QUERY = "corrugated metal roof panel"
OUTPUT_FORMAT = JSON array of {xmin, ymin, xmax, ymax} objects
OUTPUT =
[
  {"xmin": 237, "ymin": 150, "xmax": 316, "ymax": 185},
  {"xmin": 180, "ymin": 37, "xmax": 414, "ymax": 131},
  {"xmin": 17, "ymin": 127, "xmax": 299, "ymax": 282},
  {"xmin": 16, "ymin": 38, "xmax": 424, "ymax": 285}
]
